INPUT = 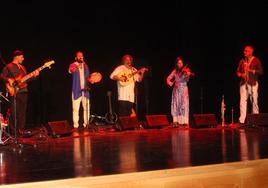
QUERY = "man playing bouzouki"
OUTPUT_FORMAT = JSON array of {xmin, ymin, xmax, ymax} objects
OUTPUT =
[
  {"xmin": 1, "ymin": 50, "xmax": 39, "ymax": 137},
  {"xmin": 236, "ymin": 45, "xmax": 263, "ymax": 125},
  {"xmin": 110, "ymin": 54, "xmax": 147, "ymax": 117}
]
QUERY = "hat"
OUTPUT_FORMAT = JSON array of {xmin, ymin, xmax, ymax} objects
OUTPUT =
[{"xmin": 12, "ymin": 50, "xmax": 24, "ymax": 58}]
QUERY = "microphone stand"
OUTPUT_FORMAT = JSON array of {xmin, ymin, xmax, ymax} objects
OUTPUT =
[
  {"xmin": 248, "ymin": 66, "xmax": 259, "ymax": 115},
  {"xmin": 13, "ymin": 85, "xmax": 20, "ymax": 145},
  {"xmin": 82, "ymin": 63, "xmax": 90, "ymax": 130},
  {"xmin": 83, "ymin": 87, "xmax": 90, "ymax": 130},
  {"xmin": 244, "ymin": 59, "xmax": 258, "ymax": 128},
  {"xmin": 248, "ymin": 82, "xmax": 259, "ymax": 128}
]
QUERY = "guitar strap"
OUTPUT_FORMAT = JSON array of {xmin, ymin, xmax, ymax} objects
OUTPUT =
[
  {"xmin": 243, "ymin": 56, "xmax": 254, "ymax": 69},
  {"xmin": 17, "ymin": 64, "xmax": 27, "ymax": 75}
]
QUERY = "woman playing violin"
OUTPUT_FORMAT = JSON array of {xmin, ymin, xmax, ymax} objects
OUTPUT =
[{"xmin": 166, "ymin": 56, "xmax": 193, "ymax": 128}]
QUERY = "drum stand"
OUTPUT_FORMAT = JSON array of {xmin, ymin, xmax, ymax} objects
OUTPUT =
[
  {"xmin": 0, "ymin": 124, "xmax": 14, "ymax": 145},
  {"xmin": 0, "ymin": 92, "xmax": 14, "ymax": 145}
]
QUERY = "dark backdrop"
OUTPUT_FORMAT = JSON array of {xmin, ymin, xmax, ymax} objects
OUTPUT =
[{"xmin": 0, "ymin": 1, "xmax": 268, "ymax": 127}]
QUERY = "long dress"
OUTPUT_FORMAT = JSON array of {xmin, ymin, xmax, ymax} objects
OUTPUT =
[{"xmin": 167, "ymin": 69, "xmax": 189, "ymax": 124}]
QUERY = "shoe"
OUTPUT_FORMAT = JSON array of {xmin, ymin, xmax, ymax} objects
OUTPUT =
[
  {"xmin": 182, "ymin": 124, "xmax": 189, "ymax": 128},
  {"xmin": 237, "ymin": 122, "xmax": 245, "ymax": 127},
  {"xmin": 171, "ymin": 122, "xmax": 178, "ymax": 128},
  {"xmin": 178, "ymin": 124, "xmax": 186, "ymax": 128},
  {"xmin": 72, "ymin": 128, "xmax": 79, "ymax": 132}
]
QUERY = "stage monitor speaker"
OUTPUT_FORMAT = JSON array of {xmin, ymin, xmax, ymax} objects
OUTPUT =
[
  {"xmin": 145, "ymin": 114, "xmax": 169, "ymax": 128},
  {"xmin": 192, "ymin": 114, "xmax": 217, "ymax": 128},
  {"xmin": 247, "ymin": 113, "xmax": 268, "ymax": 126},
  {"xmin": 116, "ymin": 116, "xmax": 140, "ymax": 131},
  {"xmin": 47, "ymin": 120, "xmax": 72, "ymax": 137}
]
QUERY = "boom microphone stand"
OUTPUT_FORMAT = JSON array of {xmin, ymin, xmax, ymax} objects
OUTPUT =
[
  {"xmin": 12, "ymin": 86, "xmax": 20, "ymax": 145},
  {"xmin": 83, "ymin": 87, "xmax": 90, "ymax": 130}
]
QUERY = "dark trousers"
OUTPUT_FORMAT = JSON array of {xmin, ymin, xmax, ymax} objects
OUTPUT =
[
  {"xmin": 9, "ymin": 92, "xmax": 28, "ymax": 135},
  {"xmin": 118, "ymin": 100, "xmax": 134, "ymax": 116}
]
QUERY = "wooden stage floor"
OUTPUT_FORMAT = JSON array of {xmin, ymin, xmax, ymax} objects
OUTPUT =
[{"xmin": 1, "ymin": 124, "xmax": 268, "ymax": 186}]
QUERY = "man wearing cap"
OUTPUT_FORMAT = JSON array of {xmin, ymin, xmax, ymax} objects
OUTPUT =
[{"xmin": 1, "ymin": 50, "xmax": 39, "ymax": 137}]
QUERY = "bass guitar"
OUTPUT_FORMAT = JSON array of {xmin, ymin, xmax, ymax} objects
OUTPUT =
[
  {"xmin": 118, "ymin": 67, "xmax": 148, "ymax": 86},
  {"xmin": 6, "ymin": 60, "xmax": 55, "ymax": 96}
]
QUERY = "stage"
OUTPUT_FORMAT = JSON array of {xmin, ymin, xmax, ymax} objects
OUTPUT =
[{"xmin": 1, "ymin": 124, "xmax": 268, "ymax": 187}]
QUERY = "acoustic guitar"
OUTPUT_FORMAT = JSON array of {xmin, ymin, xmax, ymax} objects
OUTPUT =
[
  {"xmin": 6, "ymin": 60, "xmax": 55, "ymax": 96},
  {"xmin": 105, "ymin": 91, "xmax": 118, "ymax": 124},
  {"xmin": 118, "ymin": 67, "xmax": 148, "ymax": 86}
]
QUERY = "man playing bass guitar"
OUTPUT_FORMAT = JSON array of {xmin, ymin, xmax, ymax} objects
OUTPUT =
[
  {"xmin": 1, "ymin": 50, "xmax": 39, "ymax": 137},
  {"xmin": 110, "ymin": 54, "xmax": 147, "ymax": 117}
]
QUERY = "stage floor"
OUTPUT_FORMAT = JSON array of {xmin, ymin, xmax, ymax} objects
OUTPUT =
[{"xmin": 1, "ymin": 124, "xmax": 268, "ymax": 186}]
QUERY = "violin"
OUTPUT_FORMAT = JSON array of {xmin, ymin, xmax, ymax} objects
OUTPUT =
[{"xmin": 180, "ymin": 65, "xmax": 195, "ymax": 77}]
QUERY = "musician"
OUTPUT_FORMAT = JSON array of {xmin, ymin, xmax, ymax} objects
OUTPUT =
[
  {"xmin": 236, "ymin": 45, "xmax": 263, "ymax": 124},
  {"xmin": 166, "ymin": 57, "xmax": 193, "ymax": 127},
  {"xmin": 1, "ymin": 50, "xmax": 39, "ymax": 136},
  {"xmin": 110, "ymin": 54, "xmax": 146, "ymax": 117},
  {"xmin": 68, "ymin": 51, "xmax": 91, "ymax": 130}
]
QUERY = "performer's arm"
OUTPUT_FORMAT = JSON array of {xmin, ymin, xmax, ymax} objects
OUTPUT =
[
  {"xmin": 236, "ymin": 60, "xmax": 246, "ymax": 78},
  {"xmin": 0, "ymin": 67, "xmax": 18, "ymax": 85},
  {"xmin": 1, "ymin": 66, "xmax": 10, "ymax": 83},
  {"xmin": 134, "ymin": 68, "xmax": 146, "ymax": 82},
  {"xmin": 253, "ymin": 58, "xmax": 264, "ymax": 75},
  {"xmin": 166, "ymin": 70, "xmax": 175, "ymax": 87},
  {"xmin": 0, "ymin": 74, "xmax": 9, "ymax": 83},
  {"xmin": 244, "ymin": 58, "xmax": 263, "ymax": 75},
  {"xmin": 112, "ymin": 75, "xmax": 126, "ymax": 81},
  {"xmin": 68, "ymin": 62, "xmax": 80, "ymax": 74},
  {"xmin": 110, "ymin": 66, "xmax": 126, "ymax": 81}
]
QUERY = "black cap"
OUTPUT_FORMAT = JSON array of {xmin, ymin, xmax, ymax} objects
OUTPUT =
[{"xmin": 12, "ymin": 50, "xmax": 24, "ymax": 58}]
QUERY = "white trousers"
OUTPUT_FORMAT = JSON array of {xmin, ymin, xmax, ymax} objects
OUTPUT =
[
  {"xmin": 72, "ymin": 93, "xmax": 90, "ymax": 128},
  {"xmin": 239, "ymin": 82, "xmax": 259, "ymax": 123},
  {"xmin": 172, "ymin": 116, "xmax": 189, "ymax": 124}
]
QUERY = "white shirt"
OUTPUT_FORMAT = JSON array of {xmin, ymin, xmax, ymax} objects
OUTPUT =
[
  {"xmin": 110, "ymin": 65, "xmax": 141, "ymax": 103},
  {"xmin": 79, "ymin": 63, "xmax": 85, "ymax": 90}
]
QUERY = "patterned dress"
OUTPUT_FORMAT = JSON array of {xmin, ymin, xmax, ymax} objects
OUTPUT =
[{"xmin": 167, "ymin": 69, "xmax": 189, "ymax": 124}]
